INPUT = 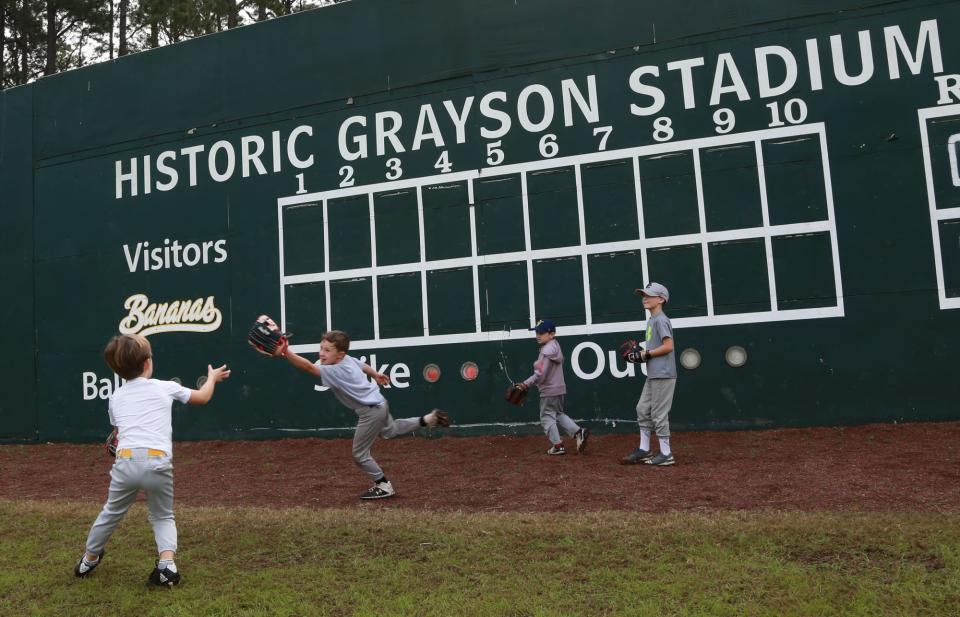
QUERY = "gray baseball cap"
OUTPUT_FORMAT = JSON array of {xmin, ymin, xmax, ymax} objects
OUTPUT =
[{"xmin": 634, "ymin": 282, "xmax": 669, "ymax": 303}]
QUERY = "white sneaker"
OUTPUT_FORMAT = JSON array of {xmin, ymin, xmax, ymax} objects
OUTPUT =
[
  {"xmin": 575, "ymin": 428, "xmax": 590, "ymax": 454},
  {"xmin": 360, "ymin": 480, "xmax": 396, "ymax": 499}
]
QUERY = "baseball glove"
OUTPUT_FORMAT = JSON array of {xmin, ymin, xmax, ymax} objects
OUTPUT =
[
  {"xmin": 247, "ymin": 314, "xmax": 291, "ymax": 357},
  {"xmin": 505, "ymin": 383, "xmax": 528, "ymax": 406},
  {"xmin": 619, "ymin": 339, "xmax": 646, "ymax": 363},
  {"xmin": 105, "ymin": 427, "xmax": 118, "ymax": 458}
]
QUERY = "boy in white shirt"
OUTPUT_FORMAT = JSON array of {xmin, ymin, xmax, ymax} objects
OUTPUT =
[
  {"xmin": 74, "ymin": 334, "xmax": 230, "ymax": 586},
  {"xmin": 279, "ymin": 329, "xmax": 450, "ymax": 499}
]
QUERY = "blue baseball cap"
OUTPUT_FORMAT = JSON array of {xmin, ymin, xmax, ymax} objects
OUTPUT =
[{"xmin": 530, "ymin": 319, "xmax": 557, "ymax": 334}]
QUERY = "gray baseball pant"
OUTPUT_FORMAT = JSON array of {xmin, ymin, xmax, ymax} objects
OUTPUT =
[
  {"xmin": 84, "ymin": 450, "xmax": 177, "ymax": 556},
  {"xmin": 352, "ymin": 401, "xmax": 422, "ymax": 480},
  {"xmin": 540, "ymin": 395, "xmax": 580, "ymax": 445},
  {"xmin": 636, "ymin": 378, "xmax": 676, "ymax": 438}
]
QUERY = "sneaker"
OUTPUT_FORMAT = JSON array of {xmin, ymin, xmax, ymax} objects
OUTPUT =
[
  {"xmin": 546, "ymin": 444, "xmax": 566, "ymax": 455},
  {"xmin": 645, "ymin": 452, "xmax": 675, "ymax": 466},
  {"xmin": 360, "ymin": 480, "xmax": 396, "ymax": 499},
  {"xmin": 575, "ymin": 428, "xmax": 590, "ymax": 454},
  {"xmin": 422, "ymin": 409, "xmax": 451, "ymax": 428},
  {"xmin": 146, "ymin": 561, "xmax": 181, "ymax": 587},
  {"xmin": 620, "ymin": 447, "xmax": 653, "ymax": 465},
  {"xmin": 74, "ymin": 551, "xmax": 104, "ymax": 578}
]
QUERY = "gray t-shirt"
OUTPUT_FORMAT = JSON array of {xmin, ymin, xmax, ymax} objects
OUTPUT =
[
  {"xmin": 645, "ymin": 312, "xmax": 676, "ymax": 379},
  {"xmin": 317, "ymin": 355, "xmax": 386, "ymax": 410},
  {"xmin": 522, "ymin": 338, "xmax": 566, "ymax": 396}
]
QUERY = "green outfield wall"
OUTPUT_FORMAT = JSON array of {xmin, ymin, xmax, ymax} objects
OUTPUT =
[{"xmin": 2, "ymin": 0, "xmax": 959, "ymax": 442}]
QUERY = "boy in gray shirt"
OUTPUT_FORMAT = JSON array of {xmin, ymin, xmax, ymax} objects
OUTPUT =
[
  {"xmin": 620, "ymin": 282, "xmax": 677, "ymax": 466},
  {"xmin": 279, "ymin": 330, "xmax": 450, "ymax": 499},
  {"xmin": 516, "ymin": 319, "xmax": 589, "ymax": 455}
]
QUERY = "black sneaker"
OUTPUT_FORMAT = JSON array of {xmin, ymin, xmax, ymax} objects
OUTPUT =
[
  {"xmin": 575, "ymin": 428, "xmax": 590, "ymax": 454},
  {"xmin": 422, "ymin": 409, "xmax": 451, "ymax": 428},
  {"xmin": 146, "ymin": 561, "xmax": 181, "ymax": 587},
  {"xmin": 74, "ymin": 551, "xmax": 104, "ymax": 578},
  {"xmin": 620, "ymin": 447, "xmax": 653, "ymax": 465},
  {"xmin": 360, "ymin": 480, "xmax": 396, "ymax": 499}
]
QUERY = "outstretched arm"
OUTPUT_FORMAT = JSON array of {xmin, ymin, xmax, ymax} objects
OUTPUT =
[
  {"xmin": 361, "ymin": 363, "xmax": 389, "ymax": 386},
  {"xmin": 188, "ymin": 364, "xmax": 231, "ymax": 405},
  {"xmin": 283, "ymin": 348, "xmax": 322, "ymax": 378}
]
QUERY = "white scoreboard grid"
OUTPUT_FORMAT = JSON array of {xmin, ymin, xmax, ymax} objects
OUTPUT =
[
  {"xmin": 278, "ymin": 123, "xmax": 844, "ymax": 352},
  {"xmin": 919, "ymin": 103, "xmax": 960, "ymax": 310}
]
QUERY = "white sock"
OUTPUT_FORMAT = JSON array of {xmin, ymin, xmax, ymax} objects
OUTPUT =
[
  {"xmin": 639, "ymin": 430, "xmax": 651, "ymax": 451},
  {"xmin": 659, "ymin": 437, "xmax": 671, "ymax": 456},
  {"xmin": 78, "ymin": 556, "xmax": 97, "ymax": 573},
  {"xmin": 158, "ymin": 559, "xmax": 177, "ymax": 573}
]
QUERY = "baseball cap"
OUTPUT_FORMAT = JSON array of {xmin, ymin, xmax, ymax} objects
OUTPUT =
[
  {"xmin": 634, "ymin": 282, "xmax": 669, "ymax": 303},
  {"xmin": 529, "ymin": 319, "xmax": 557, "ymax": 334}
]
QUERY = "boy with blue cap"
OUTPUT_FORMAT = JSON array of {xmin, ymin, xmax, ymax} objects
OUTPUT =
[
  {"xmin": 515, "ymin": 319, "xmax": 589, "ymax": 455},
  {"xmin": 621, "ymin": 282, "xmax": 677, "ymax": 466}
]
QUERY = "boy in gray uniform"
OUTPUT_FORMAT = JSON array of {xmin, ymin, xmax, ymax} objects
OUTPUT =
[
  {"xmin": 75, "ymin": 334, "xmax": 231, "ymax": 585},
  {"xmin": 516, "ymin": 319, "xmax": 589, "ymax": 455},
  {"xmin": 279, "ymin": 330, "xmax": 450, "ymax": 499},
  {"xmin": 620, "ymin": 282, "xmax": 677, "ymax": 466}
]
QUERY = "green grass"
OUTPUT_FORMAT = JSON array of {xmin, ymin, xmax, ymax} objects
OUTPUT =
[{"xmin": 1, "ymin": 500, "xmax": 957, "ymax": 617}]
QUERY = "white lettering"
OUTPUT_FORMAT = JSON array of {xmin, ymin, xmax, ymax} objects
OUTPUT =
[
  {"xmin": 241, "ymin": 136, "xmax": 268, "ymax": 178},
  {"xmin": 831, "ymin": 30, "xmax": 874, "ymax": 86},
  {"xmin": 885, "ymin": 20, "xmax": 943, "ymax": 80},
  {"xmin": 948, "ymin": 134, "xmax": 960, "ymax": 188},
  {"xmin": 142, "ymin": 155, "xmax": 152, "ymax": 195},
  {"xmin": 560, "ymin": 75, "xmax": 600, "ymax": 126},
  {"xmin": 83, "ymin": 371, "xmax": 125, "ymax": 400},
  {"xmin": 375, "ymin": 112, "xmax": 405, "ymax": 157},
  {"xmin": 83, "ymin": 371, "xmax": 99, "ymax": 400},
  {"xmin": 479, "ymin": 91, "xmax": 512, "ymax": 139},
  {"xmin": 122, "ymin": 243, "xmax": 142, "ymax": 273},
  {"xmin": 805, "ymin": 38, "xmax": 824, "ymax": 91},
  {"xmin": 443, "ymin": 97, "xmax": 474, "ymax": 144},
  {"xmin": 936, "ymin": 75, "xmax": 960, "ymax": 105},
  {"xmin": 389, "ymin": 363, "xmax": 410, "ymax": 389},
  {"xmin": 710, "ymin": 53, "xmax": 751, "ymax": 105},
  {"xmin": 155, "ymin": 150, "xmax": 178, "ymax": 191},
  {"xmin": 517, "ymin": 84, "xmax": 555, "ymax": 132},
  {"xmin": 115, "ymin": 158, "xmax": 137, "ymax": 199},
  {"xmin": 208, "ymin": 140, "xmax": 236, "ymax": 182},
  {"xmin": 572, "ymin": 342, "xmax": 605, "ymax": 380},
  {"xmin": 608, "ymin": 351, "xmax": 636, "ymax": 379},
  {"xmin": 412, "ymin": 104, "xmax": 445, "ymax": 151},
  {"xmin": 339, "ymin": 115, "xmax": 368, "ymax": 161},
  {"xmin": 288, "ymin": 125, "xmax": 315, "ymax": 169},
  {"xmin": 119, "ymin": 293, "xmax": 223, "ymax": 336},
  {"xmin": 180, "ymin": 144, "xmax": 205, "ymax": 187},
  {"xmin": 666, "ymin": 57, "xmax": 705, "ymax": 109},
  {"xmin": 629, "ymin": 66, "xmax": 665, "ymax": 116},
  {"xmin": 755, "ymin": 45, "xmax": 798, "ymax": 98}
]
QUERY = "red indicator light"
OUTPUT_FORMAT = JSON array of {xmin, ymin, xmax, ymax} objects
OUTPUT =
[
  {"xmin": 423, "ymin": 364, "xmax": 441, "ymax": 383},
  {"xmin": 460, "ymin": 361, "xmax": 479, "ymax": 381}
]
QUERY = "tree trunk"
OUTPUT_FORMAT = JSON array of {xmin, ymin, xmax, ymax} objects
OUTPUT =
[
  {"xmin": 119, "ymin": 0, "xmax": 129, "ymax": 55},
  {"xmin": 45, "ymin": 0, "xmax": 57, "ymax": 76},
  {"xmin": 150, "ymin": 18, "xmax": 159, "ymax": 48},
  {"xmin": 258, "ymin": 1, "xmax": 267, "ymax": 21},
  {"xmin": 108, "ymin": 0, "xmax": 114, "ymax": 59},
  {"xmin": 20, "ymin": 31, "xmax": 29, "ymax": 84},
  {"xmin": 227, "ymin": 0, "xmax": 238, "ymax": 28},
  {"xmin": 1, "ymin": 5, "xmax": 6, "ymax": 88}
]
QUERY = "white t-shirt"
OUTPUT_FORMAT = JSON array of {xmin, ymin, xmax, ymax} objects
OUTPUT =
[{"xmin": 108, "ymin": 377, "xmax": 191, "ymax": 456}]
